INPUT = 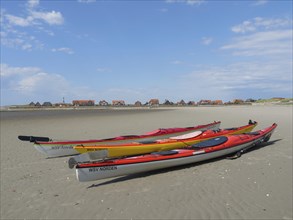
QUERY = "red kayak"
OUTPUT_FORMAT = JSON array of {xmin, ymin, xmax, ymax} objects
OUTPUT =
[
  {"xmin": 18, "ymin": 121, "xmax": 221, "ymax": 157},
  {"xmin": 75, "ymin": 123, "xmax": 277, "ymax": 182}
]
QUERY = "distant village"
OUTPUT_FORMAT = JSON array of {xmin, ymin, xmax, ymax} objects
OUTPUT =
[{"xmin": 23, "ymin": 97, "xmax": 290, "ymax": 108}]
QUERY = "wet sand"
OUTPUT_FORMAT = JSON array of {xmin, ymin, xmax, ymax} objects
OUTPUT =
[{"xmin": 1, "ymin": 106, "xmax": 292, "ymax": 219}]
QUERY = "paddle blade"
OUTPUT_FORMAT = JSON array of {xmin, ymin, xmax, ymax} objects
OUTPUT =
[
  {"xmin": 68, "ymin": 150, "xmax": 109, "ymax": 169},
  {"xmin": 18, "ymin": 135, "xmax": 50, "ymax": 142},
  {"xmin": 88, "ymin": 150, "xmax": 109, "ymax": 160}
]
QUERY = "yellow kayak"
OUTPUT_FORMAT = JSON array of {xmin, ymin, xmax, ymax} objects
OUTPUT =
[{"xmin": 74, "ymin": 121, "xmax": 257, "ymax": 159}]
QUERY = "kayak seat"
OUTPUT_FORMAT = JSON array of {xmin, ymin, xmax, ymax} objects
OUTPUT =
[
  {"xmin": 243, "ymin": 132, "xmax": 260, "ymax": 135},
  {"xmin": 224, "ymin": 127, "xmax": 237, "ymax": 130},
  {"xmin": 151, "ymin": 150, "xmax": 178, "ymax": 156},
  {"xmin": 190, "ymin": 136, "xmax": 228, "ymax": 149},
  {"xmin": 170, "ymin": 131, "xmax": 202, "ymax": 140}
]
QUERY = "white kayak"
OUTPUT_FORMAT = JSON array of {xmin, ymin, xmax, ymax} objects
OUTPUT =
[{"xmin": 18, "ymin": 121, "xmax": 221, "ymax": 157}]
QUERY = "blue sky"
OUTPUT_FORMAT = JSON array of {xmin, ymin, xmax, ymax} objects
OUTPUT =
[{"xmin": 1, "ymin": 0, "xmax": 292, "ymax": 106}]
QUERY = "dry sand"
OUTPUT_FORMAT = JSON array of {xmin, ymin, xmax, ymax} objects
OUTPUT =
[{"xmin": 0, "ymin": 106, "xmax": 292, "ymax": 220}]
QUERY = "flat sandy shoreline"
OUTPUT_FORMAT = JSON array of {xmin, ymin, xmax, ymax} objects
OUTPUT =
[{"xmin": 1, "ymin": 106, "xmax": 292, "ymax": 219}]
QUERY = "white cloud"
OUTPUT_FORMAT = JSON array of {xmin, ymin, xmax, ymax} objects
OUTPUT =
[
  {"xmin": 0, "ymin": 63, "xmax": 104, "ymax": 105},
  {"xmin": 231, "ymin": 17, "xmax": 292, "ymax": 34},
  {"xmin": 0, "ymin": 63, "xmax": 40, "ymax": 77},
  {"xmin": 31, "ymin": 11, "xmax": 64, "ymax": 25},
  {"xmin": 210, "ymin": 16, "xmax": 293, "ymax": 100},
  {"xmin": 0, "ymin": 63, "xmax": 75, "ymax": 105},
  {"xmin": 232, "ymin": 20, "xmax": 256, "ymax": 33},
  {"xmin": 185, "ymin": 0, "xmax": 205, "ymax": 5},
  {"xmin": 15, "ymin": 72, "xmax": 67, "ymax": 94},
  {"xmin": 4, "ymin": 6, "xmax": 64, "ymax": 27},
  {"xmin": 252, "ymin": 0, "xmax": 268, "ymax": 6},
  {"xmin": 77, "ymin": 0, "xmax": 96, "ymax": 3},
  {"xmin": 1, "ymin": 0, "xmax": 64, "ymax": 51},
  {"xmin": 0, "ymin": 64, "xmax": 68, "ymax": 94},
  {"xmin": 27, "ymin": 0, "xmax": 39, "ymax": 8},
  {"xmin": 166, "ymin": 0, "xmax": 205, "ymax": 6},
  {"xmin": 179, "ymin": 16, "xmax": 293, "ymax": 100},
  {"xmin": 182, "ymin": 60, "xmax": 292, "ymax": 100},
  {"xmin": 5, "ymin": 14, "xmax": 33, "ymax": 27},
  {"xmin": 0, "ymin": 27, "xmax": 44, "ymax": 50},
  {"xmin": 51, "ymin": 47, "xmax": 74, "ymax": 54},
  {"xmin": 16, "ymin": 72, "xmax": 47, "ymax": 92},
  {"xmin": 201, "ymin": 37, "xmax": 213, "ymax": 45},
  {"xmin": 221, "ymin": 30, "xmax": 292, "ymax": 56},
  {"xmin": 223, "ymin": 17, "xmax": 293, "ymax": 57}
]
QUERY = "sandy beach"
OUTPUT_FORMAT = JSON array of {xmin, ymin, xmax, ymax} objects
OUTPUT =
[{"xmin": 0, "ymin": 106, "xmax": 292, "ymax": 220}]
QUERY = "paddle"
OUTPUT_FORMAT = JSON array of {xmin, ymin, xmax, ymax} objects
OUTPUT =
[
  {"xmin": 68, "ymin": 150, "xmax": 109, "ymax": 169},
  {"xmin": 226, "ymin": 133, "xmax": 272, "ymax": 160},
  {"xmin": 18, "ymin": 135, "xmax": 50, "ymax": 142}
]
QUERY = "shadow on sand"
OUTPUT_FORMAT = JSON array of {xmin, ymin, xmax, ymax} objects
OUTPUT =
[{"xmin": 87, "ymin": 139, "xmax": 282, "ymax": 188}]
